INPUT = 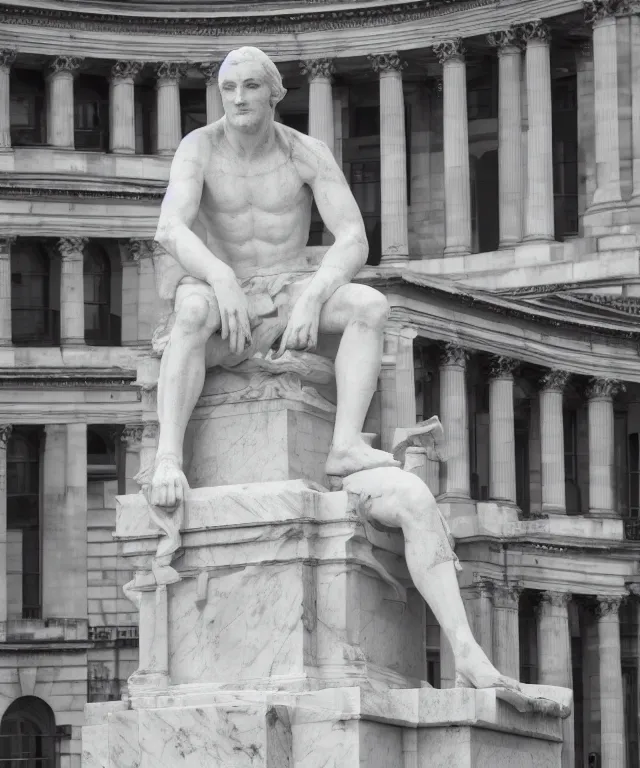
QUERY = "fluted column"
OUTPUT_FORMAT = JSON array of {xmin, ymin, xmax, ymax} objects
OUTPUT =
[
  {"xmin": 631, "ymin": 11, "xmax": 640, "ymax": 203},
  {"xmin": 130, "ymin": 239, "xmax": 157, "ymax": 345},
  {"xmin": 596, "ymin": 596, "xmax": 624, "ymax": 768},
  {"xmin": 586, "ymin": 378, "xmax": 623, "ymax": 517},
  {"xmin": 369, "ymin": 53, "xmax": 409, "ymax": 263},
  {"xmin": 487, "ymin": 31, "xmax": 523, "ymax": 248},
  {"xmin": 0, "ymin": 50, "xmax": 16, "ymax": 149},
  {"xmin": 537, "ymin": 591, "xmax": 574, "ymax": 768},
  {"xmin": 155, "ymin": 62, "xmax": 186, "ymax": 155},
  {"xmin": 46, "ymin": 56, "xmax": 83, "ymax": 149},
  {"xmin": 439, "ymin": 344, "xmax": 470, "ymax": 499},
  {"xmin": 464, "ymin": 579, "xmax": 494, "ymax": 661},
  {"xmin": 540, "ymin": 370, "xmax": 571, "ymax": 514},
  {"xmin": 492, "ymin": 585, "xmax": 521, "ymax": 679},
  {"xmin": 0, "ymin": 237, "xmax": 14, "ymax": 346},
  {"xmin": 198, "ymin": 62, "xmax": 223, "ymax": 124},
  {"xmin": 489, "ymin": 356, "xmax": 518, "ymax": 505},
  {"xmin": 584, "ymin": 2, "xmax": 623, "ymax": 207},
  {"xmin": 110, "ymin": 61, "xmax": 143, "ymax": 154},
  {"xmin": 0, "ymin": 425, "xmax": 12, "ymax": 625},
  {"xmin": 118, "ymin": 239, "xmax": 139, "ymax": 346},
  {"xmin": 300, "ymin": 59, "xmax": 335, "ymax": 152},
  {"xmin": 434, "ymin": 39, "xmax": 471, "ymax": 257},
  {"xmin": 518, "ymin": 21, "xmax": 554, "ymax": 242},
  {"xmin": 58, "ymin": 236, "xmax": 87, "ymax": 345},
  {"xmin": 121, "ymin": 424, "xmax": 143, "ymax": 494}
]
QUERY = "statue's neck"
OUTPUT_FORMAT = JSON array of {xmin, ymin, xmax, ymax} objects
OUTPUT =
[{"xmin": 223, "ymin": 119, "xmax": 276, "ymax": 160}]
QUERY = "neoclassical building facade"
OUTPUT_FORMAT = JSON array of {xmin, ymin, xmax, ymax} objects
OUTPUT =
[{"xmin": 0, "ymin": 0, "xmax": 639, "ymax": 766}]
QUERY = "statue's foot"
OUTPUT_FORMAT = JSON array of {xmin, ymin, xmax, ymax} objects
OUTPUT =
[
  {"xmin": 325, "ymin": 440, "xmax": 401, "ymax": 479},
  {"xmin": 149, "ymin": 454, "xmax": 189, "ymax": 508}
]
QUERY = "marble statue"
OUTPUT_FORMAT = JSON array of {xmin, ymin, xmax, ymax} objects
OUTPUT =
[{"xmin": 150, "ymin": 45, "xmax": 400, "ymax": 509}]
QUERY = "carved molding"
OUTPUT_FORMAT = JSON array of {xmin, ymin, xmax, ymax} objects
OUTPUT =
[
  {"xmin": 584, "ymin": 0, "xmax": 631, "ymax": 25},
  {"xmin": 515, "ymin": 19, "xmax": 551, "ymax": 44},
  {"xmin": 595, "ymin": 595, "xmax": 623, "ymax": 618},
  {"xmin": 111, "ymin": 60, "xmax": 144, "ymax": 81},
  {"xmin": 197, "ymin": 61, "xmax": 221, "ymax": 84},
  {"xmin": 433, "ymin": 38, "xmax": 466, "ymax": 64},
  {"xmin": 489, "ymin": 355, "xmax": 518, "ymax": 379},
  {"xmin": 540, "ymin": 369, "xmax": 571, "ymax": 392},
  {"xmin": 121, "ymin": 423, "xmax": 144, "ymax": 447},
  {"xmin": 0, "ymin": 186, "xmax": 163, "ymax": 202},
  {"xmin": 486, "ymin": 29, "xmax": 524, "ymax": 52},
  {"xmin": 585, "ymin": 377, "xmax": 625, "ymax": 400},
  {"xmin": 48, "ymin": 55, "xmax": 83, "ymax": 74},
  {"xmin": 57, "ymin": 236, "xmax": 88, "ymax": 259},
  {"xmin": 439, "ymin": 342, "xmax": 468, "ymax": 368},
  {"xmin": 368, "ymin": 52, "xmax": 407, "ymax": 74},
  {"xmin": 155, "ymin": 61, "xmax": 188, "ymax": 82},
  {"xmin": 0, "ymin": 424, "xmax": 12, "ymax": 447},
  {"xmin": 0, "ymin": 48, "xmax": 16, "ymax": 70},
  {"xmin": 299, "ymin": 58, "xmax": 336, "ymax": 81}
]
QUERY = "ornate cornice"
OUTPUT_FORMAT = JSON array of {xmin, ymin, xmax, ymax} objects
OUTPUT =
[
  {"xmin": 0, "ymin": 424, "xmax": 12, "ymax": 447},
  {"xmin": 584, "ymin": 0, "xmax": 631, "ymax": 25},
  {"xmin": 0, "ymin": 186, "xmax": 163, "ymax": 201},
  {"xmin": 0, "ymin": 371, "xmax": 136, "ymax": 388},
  {"xmin": 0, "ymin": 49, "xmax": 16, "ymax": 70},
  {"xmin": 48, "ymin": 55, "xmax": 83, "ymax": 74},
  {"xmin": 489, "ymin": 355, "xmax": 518, "ymax": 379},
  {"xmin": 486, "ymin": 28, "xmax": 524, "ymax": 53},
  {"xmin": 515, "ymin": 19, "xmax": 551, "ymax": 44},
  {"xmin": 585, "ymin": 377, "xmax": 625, "ymax": 400},
  {"xmin": 58, "ymin": 236, "xmax": 88, "ymax": 259},
  {"xmin": 368, "ymin": 52, "xmax": 407, "ymax": 74},
  {"xmin": 433, "ymin": 38, "xmax": 465, "ymax": 64},
  {"xmin": 299, "ymin": 58, "xmax": 336, "ymax": 81},
  {"xmin": 197, "ymin": 61, "xmax": 221, "ymax": 85},
  {"xmin": 111, "ymin": 60, "xmax": 144, "ymax": 81},
  {"xmin": 595, "ymin": 595, "xmax": 623, "ymax": 618},
  {"xmin": 439, "ymin": 342, "xmax": 468, "ymax": 368},
  {"xmin": 540, "ymin": 369, "xmax": 571, "ymax": 393}
]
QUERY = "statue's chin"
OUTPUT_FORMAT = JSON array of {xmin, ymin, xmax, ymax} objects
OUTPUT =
[{"xmin": 228, "ymin": 114, "xmax": 268, "ymax": 134}]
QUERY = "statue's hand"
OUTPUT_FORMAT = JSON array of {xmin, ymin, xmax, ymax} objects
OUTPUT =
[
  {"xmin": 273, "ymin": 295, "xmax": 321, "ymax": 359},
  {"xmin": 211, "ymin": 276, "xmax": 252, "ymax": 356}
]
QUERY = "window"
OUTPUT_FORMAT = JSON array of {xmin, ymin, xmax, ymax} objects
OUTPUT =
[
  {"xmin": 10, "ymin": 69, "xmax": 46, "ymax": 147},
  {"xmin": 75, "ymin": 74, "xmax": 109, "ymax": 151},
  {"xmin": 563, "ymin": 409, "xmax": 581, "ymax": 515},
  {"xmin": 11, "ymin": 242, "xmax": 58, "ymax": 346},
  {"xmin": 84, "ymin": 244, "xmax": 118, "ymax": 345},
  {"xmin": 552, "ymin": 76, "xmax": 578, "ymax": 240},
  {"xmin": 87, "ymin": 426, "xmax": 118, "ymax": 481},
  {"xmin": 0, "ymin": 697, "xmax": 56, "ymax": 767}
]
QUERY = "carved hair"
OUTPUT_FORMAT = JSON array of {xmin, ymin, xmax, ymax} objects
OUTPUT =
[{"xmin": 219, "ymin": 47, "xmax": 287, "ymax": 108}]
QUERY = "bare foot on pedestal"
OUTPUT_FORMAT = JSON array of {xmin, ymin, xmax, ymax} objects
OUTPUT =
[
  {"xmin": 325, "ymin": 439, "xmax": 401, "ymax": 478},
  {"xmin": 149, "ymin": 454, "xmax": 189, "ymax": 508}
]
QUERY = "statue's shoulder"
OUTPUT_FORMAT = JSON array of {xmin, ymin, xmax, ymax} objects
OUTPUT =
[
  {"xmin": 277, "ymin": 124, "xmax": 333, "ymax": 184},
  {"xmin": 174, "ymin": 123, "xmax": 221, "ymax": 165}
]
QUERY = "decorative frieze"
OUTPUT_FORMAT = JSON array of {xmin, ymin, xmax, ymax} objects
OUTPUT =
[
  {"xmin": 584, "ymin": 0, "xmax": 631, "ymax": 24},
  {"xmin": 515, "ymin": 19, "xmax": 551, "ymax": 43},
  {"xmin": 433, "ymin": 38, "xmax": 466, "ymax": 64},
  {"xmin": 368, "ymin": 52, "xmax": 407, "ymax": 73},
  {"xmin": 299, "ymin": 58, "xmax": 335, "ymax": 81},
  {"xmin": 585, "ymin": 377, "xmax": 625, "ymax": 399},
  {"xmin": 540, "ymin": 369, "xmax": 571, "ymax": 392},
  {"xmin": 0, "ymin": 49, "xmax": 16, "ymax": 71},
  {"xmin": 111, "ymin": 60, "xmax": 144, "ymax": 82},
  {"xmin": 197, "ymin": 61, "xmax": 221, "ymax": 85},
  {"xmin": 48, "ymin": 55, "xmax": 83, "ymax": 75},
  {"xmin": 155, "ymin": 62, "xmax": 188, "ymax": 83}
]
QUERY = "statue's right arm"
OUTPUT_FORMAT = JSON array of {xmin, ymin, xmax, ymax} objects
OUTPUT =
[{"xmin": 154, "ymin": 131, "xmax": 235, "ymax": 287}]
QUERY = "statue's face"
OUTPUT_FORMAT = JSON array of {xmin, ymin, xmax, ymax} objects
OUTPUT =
[{"xmin": 219, "ymin": 58, "xmax": 273, "ymax": 133}]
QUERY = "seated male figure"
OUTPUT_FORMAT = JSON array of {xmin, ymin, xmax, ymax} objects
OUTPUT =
[{"xmin": 151, "ymin": 46, "xmax": 399, "ymax": 507}]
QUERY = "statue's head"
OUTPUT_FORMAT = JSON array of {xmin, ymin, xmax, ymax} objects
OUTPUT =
[{"xmin": 218, "ymin": 47, "xmax": 287, "ymax": 133}]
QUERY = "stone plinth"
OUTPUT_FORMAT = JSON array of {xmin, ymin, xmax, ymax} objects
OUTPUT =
[
  {"xmin": 115, "ymin": 480, "xmax": 426, "ymax": 696},
  {"xmin": 83, "ymin": 686, "xmax": 564, "ymax": 768}
]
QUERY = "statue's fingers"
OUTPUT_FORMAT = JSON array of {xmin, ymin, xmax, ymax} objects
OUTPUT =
[
  {"xmin": 228, "ymin": 314, "xmax": 238, "ymax": 355},
  {"xmin": 274, "ymin": 328, "xmax": 290, "ymax": 359},
  {"xmin": 156, "ymin": 485, "xmax": 167, "ymax": 508},
  {"xmin": 174, "ymin": 478, "xmax": 183, "ymax": 505},
  {"xmin": 220, "ymin": 307, "xmax": 229, "ymax": 340},
  {"xmin": 165, "ymin": 483, "xmax": 176, "ymax": 508}
]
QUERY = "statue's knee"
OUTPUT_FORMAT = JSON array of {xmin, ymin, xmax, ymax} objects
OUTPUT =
[
  {"xmin": 356, "ymin": 288, "xmax": 389, "ymax": 329},
  {"xmin": 175, "ymin": 294, "xmax": 211, "ymax": 335}
]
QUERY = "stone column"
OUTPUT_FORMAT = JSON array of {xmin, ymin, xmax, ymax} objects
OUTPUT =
[
  {"xmin": 46, "ymin": 56, "xmax": 83, "ymax": 149},
  {"xmin": 369, "ymin": 53, "xmax": 409, "ymax": 263},
  {"xmin": 118, "ymin": 239, "xmax": 139, "ymax": 346},
  {"xmin": 58, "ymin": 236, "xmax": 87, "ymax": 345},
  {"xmin": 0, "ymin": 50, "xmax": 16, "ymax": 149},
  {"xmin": 434, "ymin": 39, "xmax": 472, "ymax": 257},
  {"xmin": 489, "ymin": 356, "xmax": 518, "ymax": 505},
  {"xmin": 121, "ymin": 424, "xmax": 143, "ymax": 495},
  {"xmin": 0, "ymin": 425, "xmax": 12, "ymax": 625},
  {"xmin": 537, "ymin": 591, "xmax": 574, "ymax": 768},
  {"xmin": 518, "ymin": 21, "xmax": 554, "ymax": 242},
  {"xmin": 0, "ymin": 236, "xmax": 15, "ymax": 346},
  {"xmin": 198, "ymin": 62, "xmax": 223, "ymax": 124},
  {"xmin": 137, "ymin": 422, "xmax": 159, "ymax": 493},
  {"xmin": 109, "ymin": 60, "xmax": 143, "ymax": 154},
  {"xmin": 300, "ymin": 59, "xmax": 335, "ymax": 152},
  {"xmin": 493, "ymin": 585, "xmax": 521, "ymax": 679},
  {"xmin": 130, "ymin": 239, "xmax": 157, "ymax": 345},
  {"xmin": 155, "ymin": 62, "xmax": 186, "ymax": 155},
  {"xmin": 42, "ymin": 424, "xmax": 88, "ymax": 619},
  {"xmin": 540, "ymin": 370, "xmax": 571, "ymax": 515},
  {"xmin": 631, "ymin": 12, "xmax": 640, "ymax": 203},
  {"xmin": 464, "ymin": 579, "xmax": 494, "ymax": 662},
  {"xmin": 379, "ymin": 327, "xmax": 417, "ymax": 451},
  {"xmin": 584, "ymin": 2, "xmax": 623, "ymax": 207},
  {"xmin": 596, "ymin": 596, "xmax": 625, "ymax": 768},
  {"xmin": 487, "ymin": 31, "xmax": 524, "ymax": 248},
  {"xmin": 586, "ymin": 378, "xmax": 623, "ymax": 517},
  {"xmin": 576, "ymin": 41, "xmax": 596, "ymax": 225},
  {"xmin": 439, "ymin": 344, "xmax": 470, "ymax": 499}
]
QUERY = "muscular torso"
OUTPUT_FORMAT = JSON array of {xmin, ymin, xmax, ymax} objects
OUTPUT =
[{"xmin": 194, "ymin": 122, "xmax": 315, "ymax": 280}]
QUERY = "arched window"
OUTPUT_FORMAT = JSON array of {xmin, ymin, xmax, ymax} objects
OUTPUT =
[
  {"xmin": 7, "ymin": 429, "xmax": 41, "ymax": 619},
  {"xmin": 84, "ymin": 245, "xmax": 112, "ymax": 345},
  {"xmin": 0, "ymin": 696, "xmax": 56, "ymax": 767},
  {"xmin": 11, "ymin": 243, "xmax": 57, "ymax": 346}
]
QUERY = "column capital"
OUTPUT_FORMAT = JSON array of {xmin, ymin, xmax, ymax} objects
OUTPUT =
[
  {"xmin": 300, "ymin": 58, "xmax": 336, "ymax": 81},
  {"xmin": 0, "ymin": 49, "xmax": 17, "ymax": 72},
  {"xmin": 433, "ymin": 38, "xmax": 466, "ymax": 65},
  {"xmin": 439, "ymin": 342, "xmax": 468, "ymax": 368},
  {"xmin": 197, "ymin": 61, "xmax": 221, "ymax": 85},
  {"xmin": 486, "ymin": 29, "xmax": 524, "ymax": 53},
  {"xmin": 121, "ymin": 423, "xmax": 144, "ymax": 448},
  {"xmin": 0, "ymin": 424, "xmax": 12, "ymax": 447},
  {"xmin": 48, "ymin": 55, "xmax": 84, "ymax": 75},
  {"xmin": 0, "ymin": 236, "xmax": 16, "ymax": 257},
  {"xmin": 111, "ymin": 60, "xmax": 144, "ymax": 82},
  {"xmin": 473, "ymin": 576, "xmax": 495, "ymax": 598},
  {"xmin": 595, "ymin": 595, "xmax": 623, "ymax": 618},
  {"xmin": 128, "ymin": 238, "xmax": 154, "ymax": 262},
  {"xmin": 540, "ymin": 369, "xmax": 571, "ymax": 392},
  {"xmin": 155, "ymin": 61, "xmax": 188, "ymax": 84},
  {"xmin": 58, "ymin": 236, "xmax": 88, "ymax": 260},
  {"xmin": 585, "ymin": 377, "xmax": 625, "ymax": 400},
  {"xmin": 515, "ymin": 19, "xmax": 551, "ymax": 44},
  {"xmin": 142, "ymin": 422, "xmax": 159, "ymax": 442},
  {"xmin": 489, "ymin": 355, "xmax": 519, "ymax": 379},
  {"xmin": 368, "ymin": 52, "xmax": 407, "ymax": 74},
  {"xmin": 492, "ymin": 583, "xmax": 522, "ymax": 609},
  {"xmin": 538, "ymin": 590, "xmax": 572, "ymax": 610},
  {"xmin": 584, "ymin": 0, "xmax": 631, "ymax": 24}
]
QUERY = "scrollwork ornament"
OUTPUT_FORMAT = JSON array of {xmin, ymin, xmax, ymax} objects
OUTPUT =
[
  {"xmin": 439, "ymin": 342, "xmax": 468, "ymax": 368},
  {"xmin": 0, "ymin": 424, "xmax": 12, "ymax": 447},
  {"xmin": 489, "ymin": 355, "xmax": 518, "ymax": 379},
  {"xmin": 197, "ymin": 61, "xmax": 221, "ymax": 85},
  {"xmin": 155, "ymin": 61, "xmax": 188, "ymax": 83},
  {"xmin": 111, "ymin": 60, "xmax": 144, "ymax": 82},
  {"xmin": 595, "ymin": 595, "xmax": 622, "ymax": 618},
  {"xmin": 541, "ymin": 369, "xmax": 571, "ymax": 392},
  {"xmin": 515, "ymin": 19, "xmax": 551, "ymax": 44},
  {"xmin": 584, "ymin": 0, "xmax": 631, "ymax": 25},
  {"xmin": 0, "ymin": 49, "xmax": 16, "ymax": 70},
  {"xmin": 368, "ymin": 53, "xmax": 407, "ymax": 74},
  {"xmin": 57, "ymin": 236, "xmax": 87, "ymax": 260},
  {"xmin": 585, "ymin": 377, "xmax": 625, "ymax": 400},
  {"xmin": 299, "ymin": 58, "xmax": 336, "ymax": 81},
  {"xmin": 486, "ymin": 29, "xmax": 523, "ymax": 52},
  {"xmin": 49, "ymin": 55, "xmax": 84, "ymax": 75},
  {"xmin": 433, "ymin": 38, "xmax": 466, "ymax": 65}
]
